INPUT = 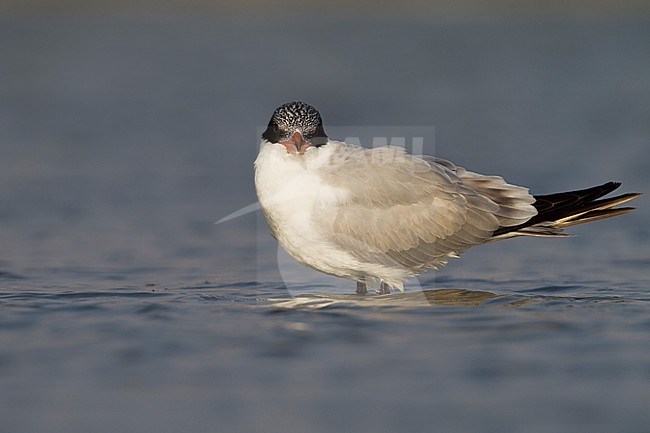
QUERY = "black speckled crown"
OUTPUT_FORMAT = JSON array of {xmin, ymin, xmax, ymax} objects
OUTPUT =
[{"xmin": 262, "ymin": 101, "xmax": 328, "ymax": 146}]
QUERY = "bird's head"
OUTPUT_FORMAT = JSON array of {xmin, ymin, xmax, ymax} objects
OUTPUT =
[{"xmin": 262, "ymin": 101, "xmax": 328, "ymax": 154}]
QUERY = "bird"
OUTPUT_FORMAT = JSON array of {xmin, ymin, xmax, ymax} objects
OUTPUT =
[{"xmin": 254, "ymin": 101, "xmax": 640, "ymax": 295}]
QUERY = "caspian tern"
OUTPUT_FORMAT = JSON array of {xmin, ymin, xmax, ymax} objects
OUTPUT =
[{"xmin": 254, "ymin": 101, "xmax": 640, "ymax": 295}]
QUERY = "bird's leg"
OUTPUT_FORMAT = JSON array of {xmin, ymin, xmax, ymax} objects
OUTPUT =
[
  {"xmin": 356, "ymin": 279, "xmax": 368, "ymax": 295},
  {"xmin": 379, "ymin": 281, "xmax": 391, "ymax": 295}
]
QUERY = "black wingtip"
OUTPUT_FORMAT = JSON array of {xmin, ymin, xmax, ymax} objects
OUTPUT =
[{"xmin": 492, "ymin": 181, "xmax": 640, "ymax": 237}]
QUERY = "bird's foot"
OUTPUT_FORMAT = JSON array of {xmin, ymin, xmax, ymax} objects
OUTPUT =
[
  {"xmin": 379, "ymin": 281, "xmax": 391, "ymax": 295},
  {"xmin": 356, "ymin": 281, "xmax": 368, "ymax": 295}
]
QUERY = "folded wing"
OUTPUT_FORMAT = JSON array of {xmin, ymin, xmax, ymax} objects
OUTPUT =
[{"xmin": 316, "ymin": 145, "xmax": 537, "ymax": 271}]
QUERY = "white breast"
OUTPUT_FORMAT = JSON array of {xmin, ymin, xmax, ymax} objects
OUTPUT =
[{"xmin": 254, "ymin": 140, "xmax": 362, "ymax": 278}]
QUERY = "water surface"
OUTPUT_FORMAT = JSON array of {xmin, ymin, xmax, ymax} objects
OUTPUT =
[{"xmin": 1, "ymin": 9, "xmax": 649, "ymax": 433}]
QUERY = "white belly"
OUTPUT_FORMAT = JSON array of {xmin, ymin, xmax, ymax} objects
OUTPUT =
[
  {"xmin": 254, "ymin": 141, "xmax": 361, "ymax": 279},
  {"xmin": 254, "ymin": 140, "xmax": 413, "ymax": 290}
]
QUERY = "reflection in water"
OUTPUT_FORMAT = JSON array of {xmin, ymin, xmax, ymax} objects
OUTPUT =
[
  {"xmin": 266, "ymin": 287, "xmax": 633, "ymax": 310},
  {"xmin": 267, "ymin": 288, "xmax": 511, "ymax": 309}
]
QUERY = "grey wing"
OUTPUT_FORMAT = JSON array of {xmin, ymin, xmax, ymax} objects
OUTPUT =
[
  {"xmin": 317, "ymin": 146, "xmax": 537, "ymax": 271},
  {"xmin": 423, "ymin": 156, "xmax": 537, "ymax": 228}
]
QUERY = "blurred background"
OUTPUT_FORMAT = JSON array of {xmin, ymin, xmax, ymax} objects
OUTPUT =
[
  {"xmin": 1, "ymin": 0, "xmax": 648, "ymax": 284},
  {"xmin": 1, "ymin": 2, "xmax": 649, "ymax": 432}
]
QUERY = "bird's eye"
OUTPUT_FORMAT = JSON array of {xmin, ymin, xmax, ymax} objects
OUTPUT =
[{"xmin": 273, "ymin": 123, "xmax": 279, "ymax": 132}]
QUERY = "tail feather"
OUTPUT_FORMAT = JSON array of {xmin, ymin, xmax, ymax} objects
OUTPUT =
[{"xmin": 491, "ymin": 182, "xmax": 640, "ymax": 239}]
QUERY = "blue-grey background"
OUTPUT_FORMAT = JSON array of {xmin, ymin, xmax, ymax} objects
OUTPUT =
[{"xmin": 1, "ymin": 3, "xmax": 649, "ymax": 432}]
